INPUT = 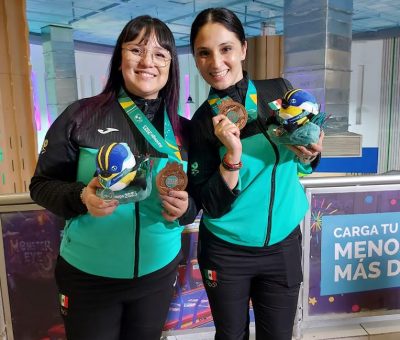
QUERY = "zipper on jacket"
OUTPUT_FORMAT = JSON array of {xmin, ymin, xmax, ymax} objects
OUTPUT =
[
  {"xmin": 256, "ymin": 118, "xmax": 279, "ymax": 246},
  {"xmin": 134, "ymin": 202, "xmax": 140, "ymax": 277},
  {"xmin": 265, "ymin": 138, "xmax": 279, "ymax": 246}
]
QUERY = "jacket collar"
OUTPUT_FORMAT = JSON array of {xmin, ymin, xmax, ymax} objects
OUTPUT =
[{"xmin": 210, "ymin": 72, "xmax": 249, "ymax": 104}]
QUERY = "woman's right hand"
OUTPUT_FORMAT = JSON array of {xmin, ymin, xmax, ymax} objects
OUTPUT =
[
  {"xmin": 81, "ymin": 177, "xmax": 119, "ymax": 217},
  {"xmin": 212, "ymin": 114, "xmax": 242, "ymax": 161}
]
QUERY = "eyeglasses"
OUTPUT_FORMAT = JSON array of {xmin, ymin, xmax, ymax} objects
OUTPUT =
[{"xmin": 122, "ymin": 45, "xmax": 172, "ymax": 68}]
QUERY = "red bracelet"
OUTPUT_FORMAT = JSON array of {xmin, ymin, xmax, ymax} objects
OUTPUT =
[{"xmin": 221, "ymin": 154, "xmax": 242, "ymax": 171}]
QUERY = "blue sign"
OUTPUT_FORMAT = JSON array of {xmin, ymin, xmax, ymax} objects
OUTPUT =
[{"xmin": 321, "ymin": 212, "xmax": 400, "ymax": 295}]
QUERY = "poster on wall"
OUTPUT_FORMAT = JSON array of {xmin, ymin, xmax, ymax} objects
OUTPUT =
[
  {"xmin": 0, "ymin": 209, "xmax": 65, "ymax": 340},
  {"xmin": 305, "ymin": 186, "xmax": 400, "ymax": 317},
  {"xmin": 164, "ymin": 217, "xmax": 214, "ymax": 331}
]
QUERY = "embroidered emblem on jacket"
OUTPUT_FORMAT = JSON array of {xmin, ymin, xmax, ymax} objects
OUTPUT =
[{"xmin": 191, "ymin": 162, "xmax": 199, "ymax": 176}]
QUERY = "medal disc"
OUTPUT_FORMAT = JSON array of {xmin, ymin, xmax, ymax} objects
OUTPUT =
[
  {"xmin": 156, "ymin": 162, "xmax": 188, "ymax": 195},
  {"xmin": 218, "ymin": 99, "xmax": 248, "ymax": 129}
]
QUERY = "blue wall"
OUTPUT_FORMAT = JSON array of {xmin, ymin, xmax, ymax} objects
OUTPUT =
[{"xmin": 316, "ymin": 147, "xmax": 378, "ymax": 173}]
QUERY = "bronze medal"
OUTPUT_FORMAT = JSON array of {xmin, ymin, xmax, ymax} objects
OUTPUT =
[
  {"xmin": 218, "ymin": 99, "xmax": 248, "ymax": 130},
  {"xmin": 156, "ymin": 162, "xmax": 188, "ymax": 195}
]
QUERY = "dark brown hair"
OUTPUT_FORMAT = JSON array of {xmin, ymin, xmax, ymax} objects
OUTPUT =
[
  {"xmin": 190, "ymin": 8, "xmax": 246, "ymax": 54},
  {"xmin": 97, "ymin": 15, "xmax": 180, "ymax": 134}
]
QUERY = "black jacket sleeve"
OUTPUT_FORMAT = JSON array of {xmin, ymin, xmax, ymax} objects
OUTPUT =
[
  {"xmin": 175, "ymin": 116, "xmax": 199, "ymax": 225},
  {"xmin": 183, "ymin": 104, "xmax": 239, "ymax": 218},
  {"xmin": 178, "ymin": 196, "xmax": 198, "ymax": 225},
  {"xmin": 29, "ymin": 102, "xmax": 88, "ymax": 219}
]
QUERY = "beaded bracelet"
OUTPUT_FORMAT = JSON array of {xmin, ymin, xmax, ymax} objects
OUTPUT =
[{"xmin": 221, "ymin": 154, "xmax": 242, "ymax": 171}]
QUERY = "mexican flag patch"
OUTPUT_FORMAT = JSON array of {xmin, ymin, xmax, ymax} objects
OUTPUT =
[
  {"xmin": 60, "ymin": 294, "xmax": 69, "ymax": 308},
  {"xmin": 204, "ymin": 269, "xmax": 217, "ymax": 281}
]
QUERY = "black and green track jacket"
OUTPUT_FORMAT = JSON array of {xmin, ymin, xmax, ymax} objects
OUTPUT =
[
  {"xmin": 184, "ymin": 75, "xmax": 317, "ymax": 247},
  {"xmin": 30, "ymin": 94, "xmax": 196, "ymax": 278}
]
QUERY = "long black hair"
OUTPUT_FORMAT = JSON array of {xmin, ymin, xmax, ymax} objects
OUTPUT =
[
  {"xmin": 190, "ymin": 8, "xmax": 246, "ymax": 54},
  {"xmin": 100, "ymin": 15, "xmax": 180, "ymax": 135}
]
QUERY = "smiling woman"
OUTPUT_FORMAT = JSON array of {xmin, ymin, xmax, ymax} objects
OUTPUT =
[
  {"xmin": 192, "ymin": 22, "xmax": 246, "ymax": 91},
  {"xmin": 184, "ymin": 7, "xmax": 324, "ymax": 340},
  {"xmin": 120, "ymin": 35, "xmax": 172, "ymax": 99},
  {"xmin": 29, "ymin": 14, "xmax": 197, "ymax": 340}
]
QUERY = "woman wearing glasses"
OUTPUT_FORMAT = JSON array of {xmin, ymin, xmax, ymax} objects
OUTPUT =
[
  {"xmin": 184, "ymin": 8, "xmax": 323, "ymax": 340},
  {"xmin": 30, "ymin": 16, "xmax": 196, "ymax": 340}
]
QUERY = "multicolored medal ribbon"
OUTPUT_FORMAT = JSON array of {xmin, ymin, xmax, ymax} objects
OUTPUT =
[{"xmin": 118, "ymin": 88, "xmax": 187, "ymax": 194}]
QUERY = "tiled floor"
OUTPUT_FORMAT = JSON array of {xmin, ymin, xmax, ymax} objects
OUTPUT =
[{"xmin": 163, "ymin": 319, "xmax": 400, "ymax": 339}]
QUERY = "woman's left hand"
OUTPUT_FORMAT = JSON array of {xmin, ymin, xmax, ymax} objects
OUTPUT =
[
  {"xmin": 287, "ymin": 131, "xmax": 325, "ymax": 163},
  {"xmin": 160, "ymin": 190, "xmax": 189, "ymax": 222}
]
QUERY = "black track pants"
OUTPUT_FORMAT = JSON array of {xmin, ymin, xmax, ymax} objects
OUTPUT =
[
  {"xmin": 55, "ymin": 254, "xmax": 180, "ymax": 340},
  {"xmin": 198, "ymin": 226, "xmax": 303, "ymax": 340}
]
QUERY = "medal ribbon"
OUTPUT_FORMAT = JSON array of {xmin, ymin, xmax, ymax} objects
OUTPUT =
[
  {"xmin": 118, "ymin": 88, "xmax": 182, "ymax": 162},
  {"xmin": 207, "ymin": 79, "xmax": 258, "ymax": 122}
]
